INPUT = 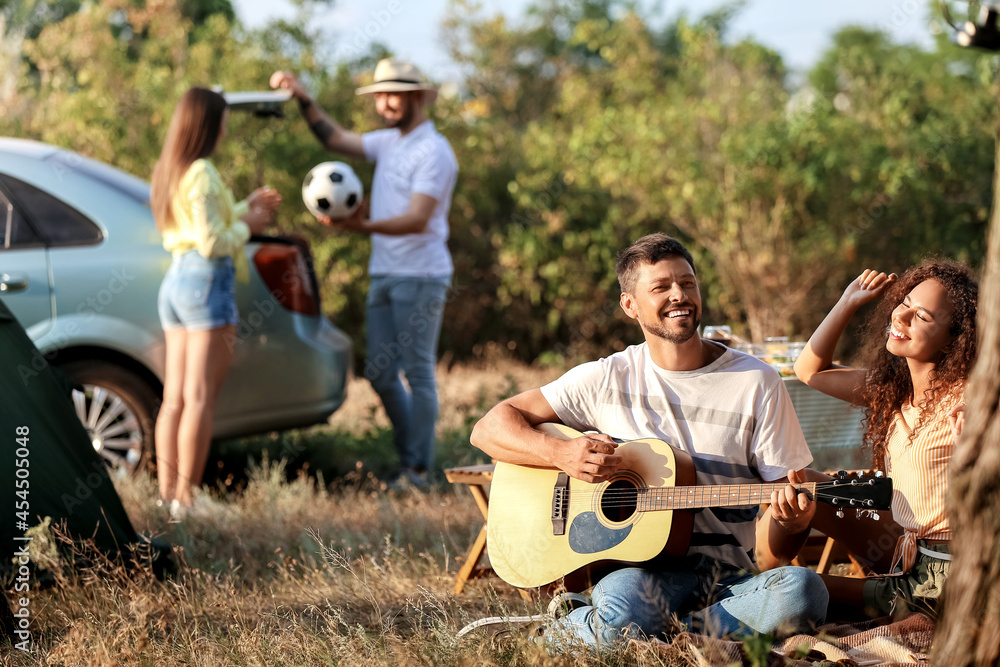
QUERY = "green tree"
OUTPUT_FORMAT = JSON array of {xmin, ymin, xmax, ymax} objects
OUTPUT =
[
  {"xmin": 4, "ymin": 0, "xmax": 996, "ymax": 368},
  {"xmin": 439, "ymin": 3, "xmax": 994, "ymax": 358},
  {"xmin": 460, "ymin": 9, "xmax": 846, "ymax": 350},
  {"xmin": 807, "ymin": 28, "xmax": 993, "ymax": 270}
]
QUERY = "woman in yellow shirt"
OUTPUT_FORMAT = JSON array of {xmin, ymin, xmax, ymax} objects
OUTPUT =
[
  {"xmin": 150, "ymin": 87, "xmax": 281, "ymax": 520},
  {"xmin": 762, "ymin": 259, "xmax": 978, "ymax": 619}
]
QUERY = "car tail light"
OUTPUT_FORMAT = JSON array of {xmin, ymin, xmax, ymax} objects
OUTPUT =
[{"xmin": 252, "ymin": 241, "xmax": 320, "ymax": 316}]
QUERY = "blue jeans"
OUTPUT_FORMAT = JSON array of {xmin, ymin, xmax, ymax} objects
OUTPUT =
[
  {"xmin": 158, "ymin": 251, "xmax": 237, "ymax": 331},
  {"xmin": 546, "ymin": 557, "xmax": 828, "ymax": 652},
  {"xmin": 363, "ymin": 275, "xmax": 451, "ymax": 473}
]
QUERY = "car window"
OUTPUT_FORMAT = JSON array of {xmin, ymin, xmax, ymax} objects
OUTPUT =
[
  {"xmin": 0, "ymin": 174, "xmax": 103, "ymax": 247},
  {"xmin": 0, "ymin": 187, "xmax": 44, "ymax": 250}
]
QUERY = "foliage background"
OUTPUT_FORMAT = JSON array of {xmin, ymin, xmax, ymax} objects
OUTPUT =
[{"xmin": 2, "ymin": 0, "xmax": 995, "ymax": 368}]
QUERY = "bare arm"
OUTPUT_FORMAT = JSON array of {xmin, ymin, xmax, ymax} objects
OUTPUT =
[
  {"xmin": 270, "ymin": 71, "xmax": 366, "ymax": 159},
  {"xmin": 321, "ymin": 193, "xmax": 437, "ymax": 235},
  {"xmin": 367, "ymin": 193, "xmax": 437, "ymax": 234},
  {"xmin": 470, "ymin": 388, "xmax": 622, "ymax": 483},
  {"xmin": 793, "ymin": 269, "xmax": 896, "ymax": 405}
]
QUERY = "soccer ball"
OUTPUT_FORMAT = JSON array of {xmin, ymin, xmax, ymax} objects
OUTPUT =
[{"xmin": 301, "ymin": 162, "xmax": 363, "ymax": 220}]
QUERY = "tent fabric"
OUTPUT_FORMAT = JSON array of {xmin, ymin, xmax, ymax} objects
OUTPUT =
[{"xmin": 0, "ymin": 296, "xmax": 143, "ymax": 569}]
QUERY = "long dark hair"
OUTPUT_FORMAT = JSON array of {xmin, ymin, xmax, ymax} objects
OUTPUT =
[
  {"xmin": 150, "ymin": 86, "xmax": 227, "ymax": 233},
  {"xmin": 860, "ymin": 259, "xmax": 978, "ymax": 471}
]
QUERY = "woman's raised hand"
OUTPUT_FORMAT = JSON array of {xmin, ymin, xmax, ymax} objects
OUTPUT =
[{"xmin": 840, "ymin": 269, "xmax": 897, "ymax": 310}]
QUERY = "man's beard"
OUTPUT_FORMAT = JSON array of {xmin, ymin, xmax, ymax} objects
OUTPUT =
[
  {"xmin": 640, "ymin": 310, "xmax": 701, "ymax": 344},
  {"xmin": 383, "ymin": 99, "xmax": 415, "ymax": 129}
]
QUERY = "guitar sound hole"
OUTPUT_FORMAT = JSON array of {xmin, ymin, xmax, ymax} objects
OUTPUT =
[{"xmin": 601, "ymin": 480, "xmax": 638, "ymax": 522}]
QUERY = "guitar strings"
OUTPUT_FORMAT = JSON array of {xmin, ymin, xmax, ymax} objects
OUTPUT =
[
  {"xmin": 547, "ymin": 481, "xmax": 882, "ymax": 510},
  {"xmin": 558, "ymin": 483, "xmax": 816, "ymax": 500}
]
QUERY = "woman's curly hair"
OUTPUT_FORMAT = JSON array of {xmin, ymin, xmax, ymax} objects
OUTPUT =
[{"xmin": 859, "ymin": 259, "xmax": 979, "ymax": 472}]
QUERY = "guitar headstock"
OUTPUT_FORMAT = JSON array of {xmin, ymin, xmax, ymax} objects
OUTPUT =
[{"xmin": 816, "ymin": 470, "xmax": 893, "ymax": 517}]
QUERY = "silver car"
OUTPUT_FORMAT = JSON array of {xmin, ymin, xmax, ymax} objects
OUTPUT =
[{"xmin": 0, "ymin": 137, "xmax": 352, "ymax": 473}]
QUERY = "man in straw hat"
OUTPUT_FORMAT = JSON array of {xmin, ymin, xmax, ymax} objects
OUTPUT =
[{"xmin": 271, "ymin": 59, "xmax": 458, "ymax": 490}]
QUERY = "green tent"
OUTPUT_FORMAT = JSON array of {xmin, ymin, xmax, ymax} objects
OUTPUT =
[{"xmin": 1, "ymin": 296, "xmax": 161, "ymax": 572}]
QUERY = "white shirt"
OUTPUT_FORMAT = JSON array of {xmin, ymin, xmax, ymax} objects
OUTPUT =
[
  {"xmin": 540, "ymin": 342, "xmax": 812, "ymax": 570},
  {"xmin": 362, "ymin": 121, "xmax": 458, "ymax": 277}
]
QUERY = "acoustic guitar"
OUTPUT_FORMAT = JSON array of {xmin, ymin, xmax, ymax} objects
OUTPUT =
[{"xmin": 486, "ymin": 423, "xmax": 893, "ymax": 589}]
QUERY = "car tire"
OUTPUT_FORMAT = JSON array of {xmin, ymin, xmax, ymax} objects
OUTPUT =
[{"xmin": 60, "ymin": 360, "xmax": 159, "ymax": 477}]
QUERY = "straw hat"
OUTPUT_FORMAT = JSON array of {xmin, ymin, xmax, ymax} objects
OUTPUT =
[{"xmin": 355, "ymin": 58, "xmax": 438, "ymax": 105}]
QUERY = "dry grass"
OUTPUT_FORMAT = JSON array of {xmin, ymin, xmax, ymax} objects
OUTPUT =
[{"xmin": 3, "ymin": 360, "xmax": 709, "ymax": 666}]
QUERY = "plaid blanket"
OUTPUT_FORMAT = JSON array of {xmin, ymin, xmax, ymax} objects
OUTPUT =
[{"xmin": 650, "ymin": 614, "xmax": 936, "ymax": 666}]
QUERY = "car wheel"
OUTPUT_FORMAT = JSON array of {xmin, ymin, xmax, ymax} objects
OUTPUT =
[{"xmin": 60, "ymin": 360, "xmax": 159, "ymax": 476}]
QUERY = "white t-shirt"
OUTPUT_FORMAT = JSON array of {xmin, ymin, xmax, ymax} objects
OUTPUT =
[
  {"xmin": 540, "ymin": 342, "xmax": 812, "ymax": 570},
  {"xmin": 362, "ymin": 121, "xmax": 458, "ymax": 277}
]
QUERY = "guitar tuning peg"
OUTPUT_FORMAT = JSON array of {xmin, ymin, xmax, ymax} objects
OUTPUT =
[
  {"xmin": 836, "ymin": 470, "xmax": 847, "ymax": 479},
  {"xmin": 836, "ymin": 509, "xmax": 845, "ymax": 519},
  {"xmin": 872, "ymin": 512, "xmax": 880, "ymax": 521},
  {"xmin": 874, "ymin": 470, "xmax": 884, "ymax": 478}
]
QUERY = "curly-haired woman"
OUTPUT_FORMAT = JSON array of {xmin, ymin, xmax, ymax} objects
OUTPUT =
[{"xmin": 758, "ymin": 259, "xmax": 978, "ymax": 619}]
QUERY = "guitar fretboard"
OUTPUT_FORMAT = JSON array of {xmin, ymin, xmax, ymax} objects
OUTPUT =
[{"xmin": 637, "ymin": 482, "xmax": 817, "ymax": 511}]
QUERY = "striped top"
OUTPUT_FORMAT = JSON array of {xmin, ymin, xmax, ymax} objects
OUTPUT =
[
  {"xmin": 886, "ymin": 393, "xmax": 960, "ymax": 573},
  {"xmin": 541, "ymin": 343, "xmax": 812, "ymax": 571}
]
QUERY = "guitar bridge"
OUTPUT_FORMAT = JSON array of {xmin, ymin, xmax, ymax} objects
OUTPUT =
[{"xmin": 551, "ymin": 472, "xmax": 570, "ymax": 535}]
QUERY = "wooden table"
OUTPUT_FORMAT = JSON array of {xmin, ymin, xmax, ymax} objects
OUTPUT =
[{"xmin": 445, "ymin": 463, "xmax": 534, "ymax": 600}]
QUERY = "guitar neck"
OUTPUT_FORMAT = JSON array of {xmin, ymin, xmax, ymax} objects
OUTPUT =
[{"xmin": 639, "ymin": 482, "xmax": 817, "ymax": 512}]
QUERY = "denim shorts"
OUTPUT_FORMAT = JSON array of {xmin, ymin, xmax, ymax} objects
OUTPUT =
[{"xmin": 158, "ymin": 251, "xmax": 238, "ymax": 331}]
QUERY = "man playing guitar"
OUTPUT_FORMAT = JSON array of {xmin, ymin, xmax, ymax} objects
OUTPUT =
[{"xmin": 471, "ymin": 233, "xmax": 826, "ymax": 651}]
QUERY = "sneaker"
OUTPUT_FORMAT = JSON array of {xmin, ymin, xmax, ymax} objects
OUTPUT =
[
  {"xmin": 547, "ymin": 592, "xmax": 591, "ymax": 618},
  {"xmin": 168, "ymin": 499, "xmax": 187, "ymax": 523},
  {"xmin": 387, "ymin": 467, "xmax": 429, "ymax": 491}
]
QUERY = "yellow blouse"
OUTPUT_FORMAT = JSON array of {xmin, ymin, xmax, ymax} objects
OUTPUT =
[
  {"xmin": 886, "ymin": 392, "xmax": 960, "ymax": 573},
  {"xmin": 161, "ymin": 159, "xmax": 250, "ymax": 281}
]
